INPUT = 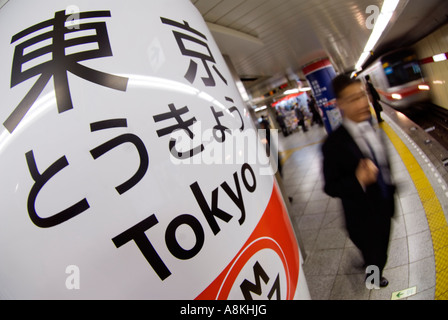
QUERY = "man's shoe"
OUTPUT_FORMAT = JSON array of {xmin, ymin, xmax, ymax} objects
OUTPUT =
[
  {"xmin": 365, "ymin": 274, "xmax": 389, "ymax": 289},
  {"xmin": 380, "ymin": 277, "xmax": 389, "ymax": 288}
]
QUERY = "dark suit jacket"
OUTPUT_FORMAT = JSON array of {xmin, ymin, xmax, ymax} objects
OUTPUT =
[{"xmin": 322, "ymin": 124, "xmax": 395, "ymax": 250}]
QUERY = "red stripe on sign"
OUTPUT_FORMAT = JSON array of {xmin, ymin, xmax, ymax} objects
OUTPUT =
[
  {"xmin": 195, "ymin": 182, "xmax": 300, "ymax": 300},
  {"xmin": 419, "ymin": 56, "xmax": 434, "ymax": 65},
  {"xmin": 302, "ymin": 59, "xmax": 332, "ymax": 76}
]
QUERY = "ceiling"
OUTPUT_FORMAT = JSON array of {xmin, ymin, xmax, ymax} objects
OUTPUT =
[
  {"xmin": 1, "ymin": 0, "xmax": 446, "ymax": 104},
  {"xmin": 191, "ymin": 0, "xmax": 448, "ymax": 104}
]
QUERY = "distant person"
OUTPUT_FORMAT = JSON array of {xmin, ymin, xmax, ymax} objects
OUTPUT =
[
  {"xmin": 259, "ymin": 116, "xmax": 271, "ymax": 157},
  {"xmin": 294, "ymin": 104, "xmax": 308, "ymax": 132},
  {"xmin": 308, "ymin": 95, "xmax": 323, "ymax": 126},
  {"xmin": 322, "ymin": 74, "xmax": 396, "ymax": 289},
  {"xmin": 276, "ymin": 111, "xmax": 288, "ymax": 137},
  {"xmin": 259, "ymin": 116, "xmax": 282, "ymax": 176},
  {"xmin": 365, "ymin": 75, "xmax": 384, "ymax": 123}
]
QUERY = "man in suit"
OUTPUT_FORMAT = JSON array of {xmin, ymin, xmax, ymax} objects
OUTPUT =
[
  {"xmin": 365, "ymin": 75, "xmax": 384, "ymax": 123},
  {"xmin": 322, "ymin": 74, "xmax": 395, "ymax": 288}
]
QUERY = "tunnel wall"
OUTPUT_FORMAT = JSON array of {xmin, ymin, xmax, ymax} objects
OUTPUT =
[{"xmin": 413, "ymin": 23, "xmax": 448, "ymax": 110}]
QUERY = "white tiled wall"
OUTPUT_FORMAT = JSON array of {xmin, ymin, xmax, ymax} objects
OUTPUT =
[{"xmin": 414, "ymin": 24, "xmax": 448, "ymax": 110}]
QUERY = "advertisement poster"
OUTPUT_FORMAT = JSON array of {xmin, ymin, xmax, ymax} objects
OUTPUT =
[{"xmin": 303, "ymin": 59, "xmax": 342, "ymax": 133}]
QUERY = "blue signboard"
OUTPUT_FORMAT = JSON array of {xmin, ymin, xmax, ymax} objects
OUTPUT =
[{"xmin": 303, "ymin": 59, "xmax": 342, "ymax": 134}]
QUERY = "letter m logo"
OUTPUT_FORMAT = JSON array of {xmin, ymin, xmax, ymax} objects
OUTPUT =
[{"xmin": 240, "ymin": 261, "xmax": 281, "ymax": 300}]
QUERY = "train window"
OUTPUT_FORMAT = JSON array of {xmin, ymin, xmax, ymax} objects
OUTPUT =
[{"xmin": 383, "ymin": 54, "xmax": 423, "ymax": 88}]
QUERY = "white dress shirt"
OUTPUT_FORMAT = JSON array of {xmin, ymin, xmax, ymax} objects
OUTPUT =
[{"xmin": 343, "ymin": 118, "xmax": 391, "ymax": 185}]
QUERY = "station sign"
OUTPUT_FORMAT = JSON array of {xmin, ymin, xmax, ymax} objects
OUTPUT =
[
  {"xmin": 303, "ymin": 59, "xmax": 342, "ymax": 133},
  {"xmin": 0, "ymin": 0, "xmax": 309, "ymax": 299}
]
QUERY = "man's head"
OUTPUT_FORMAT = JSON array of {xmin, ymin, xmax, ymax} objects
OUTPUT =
[{"xmin": 332, "ymin": 74, "xmax": 371, "ymax": 123}]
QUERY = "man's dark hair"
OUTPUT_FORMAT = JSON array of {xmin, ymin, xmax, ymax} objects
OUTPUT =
[{"xmin": 332, "ymin": 74, "xmax": 361, "ymax": 99}]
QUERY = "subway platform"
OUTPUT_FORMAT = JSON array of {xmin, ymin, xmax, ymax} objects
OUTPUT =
[{"xmin": 278, "ymin": 105, "xmax": 448, "ymax": 300}]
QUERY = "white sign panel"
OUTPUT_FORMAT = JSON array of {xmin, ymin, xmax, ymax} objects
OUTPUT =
[{"xmin": 0, "ymin": 0, "xmax": 309, "ymax": 299}]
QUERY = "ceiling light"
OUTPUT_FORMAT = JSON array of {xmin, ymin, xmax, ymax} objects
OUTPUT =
[
  {"xmin": 418, "ymin": 85, "xmax": 430, "ymax": 91},
  {"xmin": 355, "ymin": 0, "xmax": 400, "ymax": 71},
  {"xmin": 392, "ymin": 93, "xmax": 402, "ymax": 100},
  {"xmin": 433, "ymin": 53, "xmax": 447, "ymax": 62},
  {"xmin": 283, "ymin": 89, "xmax": 300, "ymax": 95},
  {"xmin": 254, "ymin": 106, "xmax": 267, "ymax": 112}
]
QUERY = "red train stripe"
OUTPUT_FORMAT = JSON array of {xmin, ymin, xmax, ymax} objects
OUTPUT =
[{"xmin": 377, "ymin": 84, "xmax": 427, "ymax": 100}]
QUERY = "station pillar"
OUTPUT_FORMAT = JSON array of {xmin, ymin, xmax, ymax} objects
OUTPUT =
[{"xmin": 303, "ymin": 59, "xmax": 342, "ymax": 134}]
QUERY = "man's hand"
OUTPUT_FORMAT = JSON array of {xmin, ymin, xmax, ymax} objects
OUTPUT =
[{"xmin": 356, "ymin": 158, "xmax": 378, "ymax": 189}]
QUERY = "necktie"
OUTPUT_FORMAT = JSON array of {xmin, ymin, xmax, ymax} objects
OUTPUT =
[{"xmin": 359, "ymin": 125, "xmax": 390, "ymax": 199}]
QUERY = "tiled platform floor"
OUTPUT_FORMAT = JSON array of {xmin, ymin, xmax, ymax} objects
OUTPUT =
[{"xmin": 278, "ymin": 115, "xmax": 447, "ymax": 300}]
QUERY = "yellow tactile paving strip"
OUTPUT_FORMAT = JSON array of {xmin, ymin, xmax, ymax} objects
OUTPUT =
[{"xmin": 382, "ymin": 121, "xmax": 448, "ymax": 300}]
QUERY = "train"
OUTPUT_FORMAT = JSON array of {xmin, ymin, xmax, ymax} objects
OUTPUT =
[{"xmin": 358, "ymin": 48, "xmax": 431, "ymax": 109}]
